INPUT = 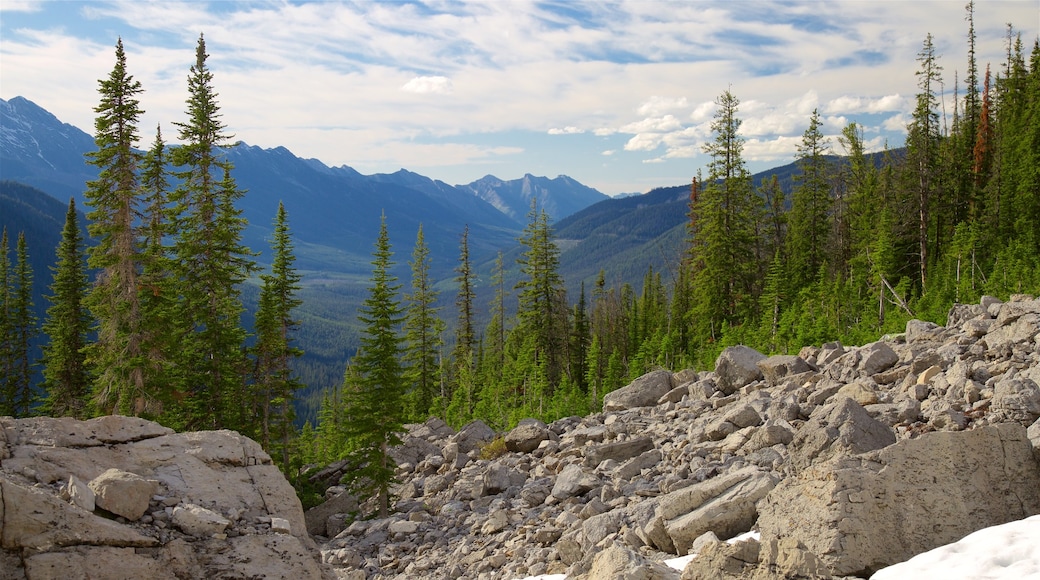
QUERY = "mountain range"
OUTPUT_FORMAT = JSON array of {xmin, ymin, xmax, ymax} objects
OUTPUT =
[{"xmin": 0, "ymin": 95, "xmax": 804, "ymax": 416}]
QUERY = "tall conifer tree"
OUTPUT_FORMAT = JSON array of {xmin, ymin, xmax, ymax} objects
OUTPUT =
[
  {"xmin": 170, "ymin": 34, "xmax": 255, "ymax": 429},
  {"xmin": 41, "ymin": 199, "xmax": 93, "ymax": 418},
  {"xmin": 84, "ymin": 38, "xmax": 149, "ymax": 415},
  {"xmin": 341, "ymin": 214, "xmax": 406, "ymax": 518},
  {"xmin": 515, "ymin": 199, "xmax": 566, "ymax": 387},
  {"xmin": 689, "ymin": 89, "xmax": 758, "ymax": 341},
  {"xmin": 253, "ymin": 202, "xmax": 304, "ymax": 471},
  {"xmin": 7, "ymin": 233, "xmax": 38, "ymax": 417},
  {"xmin": 403, "ymin": 224, "xmax": 444, "ymax": 420},
  {"xmin": 787, "ymin": 108, "xmax": 832, "ymax": 290}
]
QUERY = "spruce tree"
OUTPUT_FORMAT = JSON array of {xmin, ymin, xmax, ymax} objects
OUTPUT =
[
  {"xmin": 252, "ymin": 202, "xmax": 304, "ymax": 471},
  {"xmin": 40, "ymin": 199, "xmax": 93, "ymax": 418},
  {"xmin": 169, "ymin": 34, "xmax": 256, "ymax": 429},
  {"xmin": 453, "ymin": 225, "xmax": 476, "ymax": 364},
  {"xmin": 689, "ymin": 89, "xmax": 758, "ymax": 342},
  {"xmin": 84, "ymin": 38, "xmax": 149, "ymax": 415},
  {"xmin": 906, "ymin": 33, "xmax": 944, "ymax": 289},
  {"xmin": 0, "ymin": 229, "xmax": 12, "ymax": 416},
  {"xmin": 786, "ymin": 108, "xmax": 832, "ymax": 290},
  {"xmin": 341, "ymin": 214, "xmax": 406, "ymax": 518},
  {"xmin": 8, "ymin": 233, "xmax": 38, "ymax": 417},
  {"xmin": 403, "ymin": 224, "xmax": 444, "ymax": 420},
  {"xmin": 138, "ymin": 125, "xmax": 178, "ymax": 410},
  {"xmin": 515, "ymin": 199, "xmax": 566, "ymax": 387}
]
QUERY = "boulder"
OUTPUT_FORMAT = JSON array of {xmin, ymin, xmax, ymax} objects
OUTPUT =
[
  {"xmin": 88, "ymin": 468, "xmax": 158, "ymax": 521},
  {"xmin": 991, "ymin": 376, "xmax": 1040, "ymax": 424},
  {"xmin": 679, "ymin": 537, "xmax": 760, "ymax": 580},
  {"xmin": 305, "ymin": 490, "xmax": 359, "ymax": 537},
  {"xmin": 603, "ymin": 370, "xmax": 675, "ymax": 411},
  {"xmin": 756, "ymin": 355, "xmax": 812, "ymax": 387},
  {"xmin": 645, "ymin": 467, "xmax": 778, "ymax": 555},
  {"xmin": 580, "ymin": 542, "xmax": 679, "ymax": 580},
  {"xmin": 505, "ymin": 419, "xmax": 550, "ymax": 453},
  {"xmin": 757, "ymin": 423, "xmax": 1040, "ymax": 577},
  {"xmin": 714, "ymin": 346, "xmax": 766, "ymax": 395},
  {"xmin": 453, "ymin": 419, "xmax": 496, "ymax": 454},
  {"xmin": 584, "ymin": 437, "xmax": 655, "ymax": 467},
  {"xmin": 551, "ymin": 464, "xmax": 601, "ymax": 500},
  {"xmin": 172, "ymin": 503, "xmax": 230, "ymax": 537},
  {"xmin": 787, "ymin": 397, "xmax": 895, "ymax": 473},
  {"xmin": 857, "ymin": 341, "xmax": 899, "ymax": 375},
  {"xmin": 0, "ymin": 415, "xmax": 335, "ymax": 579}
]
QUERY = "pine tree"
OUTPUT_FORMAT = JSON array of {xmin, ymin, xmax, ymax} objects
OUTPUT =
[
  {"xmin": 341, "ymin": 214, "xmax": 406, "ymax": 518},
  {"xmin": 40, "ymin": 199, "xmax": 93, "ymax": 418},
  {"xmin": 906, "ymin": 33, "xmax": 944, "ymax": 289},
  {"xmin": 515, "ymin": 199, "xmax": 567, "ymax": 387},
  {"xmin": 453, "ymin": 225, "xmax": 476, "ymax": 365},
  {"xmin": 403, "ymin": 223, "xmax": 444, "ymax": 420},
  {"xmin": 8, "ymin": 233, "xmax": 38, "ymax": 417},
  {"xmin": 169, "ymin": 34, "xmax": 256, "ymax": 429},
  {"xmin": 252, "ymin": 202, "xmax": 304, "ymax": 471},
  {"xmin": 84, "ymin": 38, "xmax": 149, "ymax": 415},
  {"xmin": 786, "ymin": 108, "xmax": 832, "ymax": 290},
  {"xmin": 0, "ymin": 229, "xmax": 13, "ymax": 416},
  {"xmin": 138, "ymin": 125, "xmax": 178, "ymax": 410},
  {"xmin": 689, "ymin": 89, "xmax": 759, "ymax": 342}
]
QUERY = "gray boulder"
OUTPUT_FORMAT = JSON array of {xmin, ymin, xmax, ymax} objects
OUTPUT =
[
  {"xmin": 714, "ymin": 346, "xmax": 766, "ymax": 394},
  {"xmin": 603, "ymin": 370, "xmax": 675, "ymax": 411},
  {"xmin": 757, "ymin": 422, "xmax": 1040, "ymax": 577},
  {"xmin": 551, "ymin": 464, "xmax": 601, "ymax": 500},
  {"xmin": 787, "ymin": 397, "xmax": 895, "ymax": 473},
  {"xmin": 756, "ymin": 355, "xmax": 812, "ymax": 387},
  {"xmin": 505, "ymin": 419, "xmax": 550, "ymax": 453},
  {"xmin": 88, "ymin": 468, "xmax": 158, "ymax": 521}
]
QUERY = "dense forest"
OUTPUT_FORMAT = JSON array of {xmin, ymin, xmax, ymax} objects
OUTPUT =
[{"xmin": 1, "ymin": 8, "xmax": 1038, "ymax": 510}]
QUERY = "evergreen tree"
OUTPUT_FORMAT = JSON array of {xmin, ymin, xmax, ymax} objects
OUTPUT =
[
  {"xmin": 0, "ymin": 229, "xmax": 12, "ymax": 415},
  {"xmin": 515, "ymin": 199, "xmax": 567, "ymax": 387},
  {"xmin": 786, "ymin": 109, "xmax": 832, "ymax": 290},
  {"xmin": 40, "ymin": 199, "xmax": 93, "ymax": 418},
  {"xmin": 169, "ymin": 35, "xmax": 256, "ymax": 430},
  {"xmin": 341, "ymin": 214, "xmax": 406, "ymax": 518},
  {"xmin": 83, "ymin": 38, "xmax": 149, "ymax": 416},
  {"xmin": 906, "ymin": 33, "xmax": 944, "ymax": 289},
  {"xmin": 403, "ymin": 224, "xmax": 444, "ymax": 420},
  {"xmin": 7, "ymin": 233, "xmax": 38, "ymax": 417},
  {"xmin": 252, "ymin": 202, "xmax": 304, "ymax": 471},
  {"xmin": 138, "ymin": 125, "xmax": 178, "ymax": 410},
  {"xmin": 689, "ymin": 89, "xmax": 759, "ymax": 343},
  {"xmin": 452, "ymin": 225, "xmax": 476, "ymax": 365}
]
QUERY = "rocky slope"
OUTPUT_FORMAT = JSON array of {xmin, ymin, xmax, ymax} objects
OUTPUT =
[
  {"xmin": 312, "ymin": 295, "xmax": 1040, "ymax": 579},
  {"xmin": 2, "ymin": 295, "xmax": 1038, "ymax": 579}
]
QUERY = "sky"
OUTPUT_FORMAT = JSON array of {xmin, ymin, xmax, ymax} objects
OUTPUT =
[{"xmin": 2, "ymin": 1, "xmax": 1038, "ymax": 196}]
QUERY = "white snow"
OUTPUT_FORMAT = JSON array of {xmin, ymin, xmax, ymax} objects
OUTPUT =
[
  {"xmin": 870, "ymin": 514, "xmax": 1040, "ymax": 580},
  {"xmin": 518, "ymin": 517, "xmax": 1040, "ymax": 580}
]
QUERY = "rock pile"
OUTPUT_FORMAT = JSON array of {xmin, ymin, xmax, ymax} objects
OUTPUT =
[
  {"xmin": 2, "ymin": 295, "xmax": 1037, "ymax": 579},
  {"xmin": 0, "ymin": 416, "xmax": 334, "ymax": 579},
  {"xmin": 313, "ymin": 295, "xmax": 1040, "ymax": 579}
]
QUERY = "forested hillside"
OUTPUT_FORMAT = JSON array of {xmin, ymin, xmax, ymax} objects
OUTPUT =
[{"xmin": 1, "ymin": 11, "xmax": 1037, "ymax": 510}]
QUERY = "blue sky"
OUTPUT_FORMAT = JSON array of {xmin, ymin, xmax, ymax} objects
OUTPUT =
[{"xmin": 2, "ymin": 1, "xmax": 1037, "ymax": 196}]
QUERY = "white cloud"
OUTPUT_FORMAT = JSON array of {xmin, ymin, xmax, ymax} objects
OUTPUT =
[
  {"xmin": 882, "ymin": 113, "xmax": 910, "ymax": 132},
  {"xmin": 601, "ymin": 149, "xmax": 616, "ymax": 156},
  {"xmin": 401, "ymin": 75, "xmax": 454, "ymax": 95},
  {"xmin": 619, "ymin": 115, "xmax": 682, "ymax": 134},
  {"xmin": 2, "ymin": 0, "xmax": 1037, "ymax": 193},
  {"xmin": 548, "ymin": 126, "xmax": 584, "ymax": 135},
  {"xmin": 637, "ymin": 96, "xmax": 689, "ymax": 117},
  {"xmin": 690, "ymin": 101, "xmax": 716, "ymax": 123}
]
